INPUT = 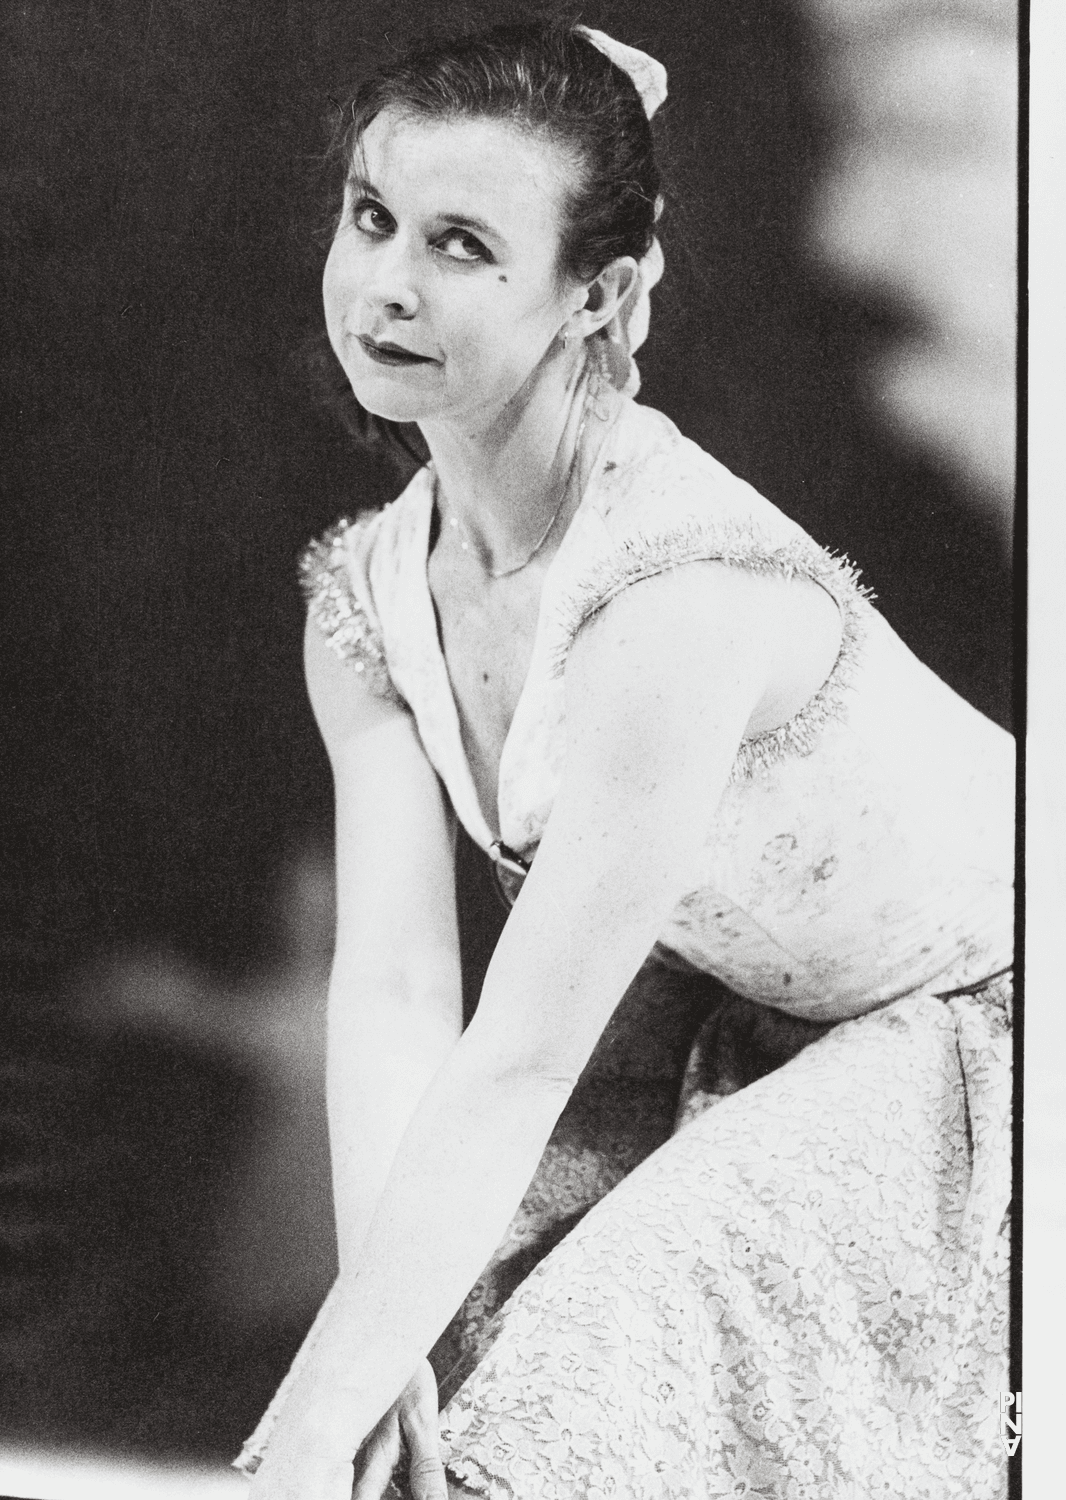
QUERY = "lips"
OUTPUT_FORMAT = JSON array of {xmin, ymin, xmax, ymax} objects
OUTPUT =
[{"xmin": 357, "ymin": 335, "xmax": 437, "ymax": 367}]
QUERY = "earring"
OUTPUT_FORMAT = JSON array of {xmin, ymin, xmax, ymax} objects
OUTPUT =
[{"xmin": 586, "ymin": 335, "xmax": 613, "ymax": 419}]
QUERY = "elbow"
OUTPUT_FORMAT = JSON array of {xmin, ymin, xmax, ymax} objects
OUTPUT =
[
  {"xmin": 458, "ymin": 1024, "xmax": 583, "ymax": 1106},
  {"xmin": 486, "ymin": 1060, "xmax": 581, "ymax": 1115},
  {"xmin": 326, "ymin": 970, "xmax": 463, "ymax": 1068},
  {"xmin": 328, "ymin": 951, "xmax": 462, "ymax": 1017},
  {"xmin": 518, "ymin": 1063, "xmax": 583, "ymax": 1102}
]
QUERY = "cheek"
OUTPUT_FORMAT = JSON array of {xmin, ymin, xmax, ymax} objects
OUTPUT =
[
  {"xmin": 322, "ymin": 241, "xmax": 349, "ymax": 335},
  {"xmin": 443, "ymin": 283, "xmax": 560, "ymax": 374},
  {"xmin": 322, "ymin": 232, "xmax": 377, "ymax": 347}
]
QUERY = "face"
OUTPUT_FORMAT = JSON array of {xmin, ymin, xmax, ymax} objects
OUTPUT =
[{"xmin": 323, "ymin": 109, "xmax": 585, "ymax": 429}]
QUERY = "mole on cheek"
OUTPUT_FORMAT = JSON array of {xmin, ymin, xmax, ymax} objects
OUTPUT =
[{"xmin": 498, "ymin": 274, "xmax": 507, "ymax": 282}]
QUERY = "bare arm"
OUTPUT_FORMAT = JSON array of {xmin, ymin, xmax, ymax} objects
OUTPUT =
[
  {"xmin": 306, "ymin": 616, "xmax": 465, "ymax": 1270},
  {"xmin": 241, "ymin": 621, "xmax": 465, "ymax": 1499},
  {"xmin": 303, "ymin": 617, "xmax": 465, "ymax": 1270},
  {"xmin": 249, "ymin": 563, "xmax": 790, "ymax": 1500}
]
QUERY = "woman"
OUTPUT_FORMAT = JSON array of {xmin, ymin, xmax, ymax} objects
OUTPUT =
[{"xmin": 239, "ymin": 20, "xmax": 1012, "ymax": 1500}]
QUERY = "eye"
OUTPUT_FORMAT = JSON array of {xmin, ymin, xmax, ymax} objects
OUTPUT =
[
  {"xmin": 435, "ymin": 229, "xmax": 492, "ymax": 264},
  {"xmin": 351, "ymin": 197, "xmax": 393, "ymax": 237}
]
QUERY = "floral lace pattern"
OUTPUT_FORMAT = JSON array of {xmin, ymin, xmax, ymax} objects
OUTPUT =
[
  {"xmin": 439, "ymin": 983, "xmax": 1010, "ymax": 1500},
  {"xmin": 431, "ymin": 963, "xmax": 742, "ymax": 1404},
  {"xmin": 234, "ymin": 970, "xmax": 830, "ymax": 1481}
]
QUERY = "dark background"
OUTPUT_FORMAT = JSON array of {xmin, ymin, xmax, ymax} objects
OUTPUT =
[{"xmin": 1, "ymin": 0, "xmax": 1011, "ymax": 1465}]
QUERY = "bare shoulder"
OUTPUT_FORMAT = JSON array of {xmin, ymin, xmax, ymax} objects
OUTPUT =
[
  {"xmin": 571, "ymin": 559, "xmax": 777, "ymax": 657},
  {"xmin": 566, "ymin": 560, "xmax": 842, "ymax": 741}
]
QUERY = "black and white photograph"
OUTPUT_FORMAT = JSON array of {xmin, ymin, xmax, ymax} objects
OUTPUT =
[{"xmin": 2, "ymin": 1, "xmax": 1044, "ymax": 1496}]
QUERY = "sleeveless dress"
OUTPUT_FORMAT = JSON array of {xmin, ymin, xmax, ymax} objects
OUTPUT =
[{"xmin": 238, "ymin": 401, "xmax": 1013, "ymax": 1499}]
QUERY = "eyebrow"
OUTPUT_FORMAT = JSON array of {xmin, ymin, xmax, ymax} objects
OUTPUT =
[
  {"xmin": 347, "ymin": 172, "xmax": 383, "ymax": 199},
  {"xmin": 435, "ymin": 210, "xmax": 494, "ymax": 237},
  {"xmin": 347, "ymin": 173, "xmax": 497, "ymax": 240}
]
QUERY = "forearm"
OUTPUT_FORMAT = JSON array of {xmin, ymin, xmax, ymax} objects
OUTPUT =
[
  {"xmin": 273, "ymin": 1031, "xmax": 571, "ymax": 1459},
  {"xmin": 310, "ymin": 775, "xmax": 699, "ymax": 1448},
  {"xmin": 328, "ymin": 972, "xmax": 462, "ymax": 1272}
]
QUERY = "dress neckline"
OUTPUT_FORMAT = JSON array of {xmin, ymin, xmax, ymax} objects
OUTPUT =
[{"xmin": 407, "ymin": 407, "xmax": 628, "ymax": 850}]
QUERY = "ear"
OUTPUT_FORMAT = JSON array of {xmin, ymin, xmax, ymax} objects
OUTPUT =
[{"xmin": 566, "ymin": 257, "xmax": 640, "ymax": 341}]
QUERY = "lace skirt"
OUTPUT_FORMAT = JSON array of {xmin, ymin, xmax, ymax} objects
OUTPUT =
[
  {"xmin": 437, "ymin": 972, "xmax": 1011, "ymax": 1500},
  {"xmin": 236, "ymin": 968, "xmax": 1010, "ymax": 1499},
  {"xmin": 429, "ymin": 958, "xmax": 836, "ymax": 1406}
]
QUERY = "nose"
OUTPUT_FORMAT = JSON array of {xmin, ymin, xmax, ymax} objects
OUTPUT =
[{"xmin": 362, "ymin": 233, "xmax": 421, "ymax": 320}]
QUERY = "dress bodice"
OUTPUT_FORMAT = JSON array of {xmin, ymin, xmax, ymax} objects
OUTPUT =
[{"xmin": 302, "ymin": 401, "xmax": 1013, "ymax": 1023}]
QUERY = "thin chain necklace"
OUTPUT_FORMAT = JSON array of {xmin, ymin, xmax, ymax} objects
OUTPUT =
[{"xmin": 437, "ymin": 410, "xmax": 588, "ymax": 581}]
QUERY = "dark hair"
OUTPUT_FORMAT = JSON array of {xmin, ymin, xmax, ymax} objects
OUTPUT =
[{"xmin": 313, "ymin": 17, "xmax": 663, "ymax": 464}]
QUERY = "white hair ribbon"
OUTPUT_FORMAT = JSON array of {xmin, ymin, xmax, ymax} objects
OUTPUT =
[{"xmin": 575, "ymin": 25, "xmax": 668, "ymax": 119}]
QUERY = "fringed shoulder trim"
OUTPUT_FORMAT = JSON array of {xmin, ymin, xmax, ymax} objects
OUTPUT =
[
  {"xmin": 299, "ymin": 517, "xmax": 405, "ymax": 708},
  {"xmin": 550, "ymin": 517, "xmax": 875, "ymax": 782}
]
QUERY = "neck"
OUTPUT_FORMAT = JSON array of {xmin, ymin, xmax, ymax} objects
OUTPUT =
[{"xmin": 419, "ymin": 352, "xmax": 618, "ymax": 574}]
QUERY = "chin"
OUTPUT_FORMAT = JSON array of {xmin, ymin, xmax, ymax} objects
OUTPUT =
[{"xmin": 346, "ymin": 373, "xmax": 438, "ymax": 426}]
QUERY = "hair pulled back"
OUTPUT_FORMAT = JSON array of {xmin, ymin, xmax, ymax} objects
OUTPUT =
[
  {"xmin": 335, "ymin": 18, "xmax": 661, "ymax": 283},
  {"xmin": 314, "ymin": 18, "xmax": 663, "ymax": 462}
]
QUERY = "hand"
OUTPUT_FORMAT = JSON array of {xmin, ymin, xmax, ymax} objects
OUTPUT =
[{"xmin": 353, "ymin": 1360, "xmax": 447, "ymax": 1500}]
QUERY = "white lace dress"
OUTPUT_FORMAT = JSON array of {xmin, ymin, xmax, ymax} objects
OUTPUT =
[{"xmin": 239, "ymin": 401, "xmax": 1013, "ymax": 1499}]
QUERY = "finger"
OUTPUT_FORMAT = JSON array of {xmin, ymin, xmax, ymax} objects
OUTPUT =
[
  {"xmin": 352, "ymin": 1410, "xmax": 402, "ymax": 1500},
  {"xmin": 399, "ymin": 1373, "xmax": 446, "ymax": 1500},
  {"xmin": 407, "ymin": 1451, "xmax": 449, "ymax": 1500},
  {"xmin": 352, "ymin": 1424, "xmax": 399, "ymax": 1500},
  {"xmin": 398, "ymin": 1359, "xmax": 440, "ymax": 1427}
]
